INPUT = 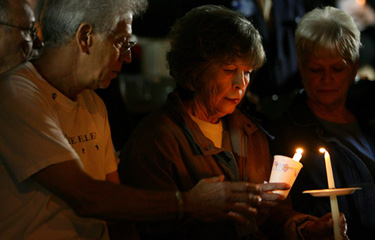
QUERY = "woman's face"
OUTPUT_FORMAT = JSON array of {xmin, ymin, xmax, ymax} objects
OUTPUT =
[
  {"xmin": 196, "ymin": 59, "xmax": 253, "ymax": 119},
  {"xmin": 300, "ymin": 50, "xmax": 358, "ymax": 109}
]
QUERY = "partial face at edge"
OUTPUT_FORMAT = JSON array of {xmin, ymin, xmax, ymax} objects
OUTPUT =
[{"xmin": 0, "ymin": 0, "xmax": 35, "ymax": 72}]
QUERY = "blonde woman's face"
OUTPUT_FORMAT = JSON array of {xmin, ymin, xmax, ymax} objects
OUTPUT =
[{"xmin": 300, "ymin": 50, "xmax": 358, "ymax": 109}]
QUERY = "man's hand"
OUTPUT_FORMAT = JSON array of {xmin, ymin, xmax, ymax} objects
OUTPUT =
[
  {"xmin": 258, "ymin": 182, "xmax": 290, "ymax": 207},
  {"xmin": 183, "ymin": 175, "xmax": 262, "ymax": 224},
  {"xmin": 301, "ymin": 212, "xmax": 348, "ymax": 240}
]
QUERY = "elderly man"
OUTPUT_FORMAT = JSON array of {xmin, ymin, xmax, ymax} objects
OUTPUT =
[
  {"xmin": 0, "ymin": 0, "xmax": 42, "ymax": 75},
  {"xmin": 0, "ymin": 0, "xmax": 266, "ymax": 239}
]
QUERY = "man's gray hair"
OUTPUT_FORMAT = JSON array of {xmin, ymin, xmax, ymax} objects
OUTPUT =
[
  {"xmin": 295, "ymin": 6, "xmax": 361, "ymax": 65},
  {"xmin": 41, "ymin": 0, "xmax": 148, "ymax": 48}
]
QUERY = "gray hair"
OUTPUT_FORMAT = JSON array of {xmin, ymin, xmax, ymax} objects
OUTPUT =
[
  {"xmin": 41, "ymin": 0, "xmax": 148, "ymax": 48},
  {"xmin": 295, "ymin": 6, "xmax": 361, "ymax": 66}
]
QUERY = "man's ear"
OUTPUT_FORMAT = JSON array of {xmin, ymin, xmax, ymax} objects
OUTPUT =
[{"xmin": 75, "ymin": 23, "xmax": 93, "ymax": 54}]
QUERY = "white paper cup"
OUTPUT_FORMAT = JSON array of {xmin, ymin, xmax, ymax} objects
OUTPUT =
[{"xmin": 269, "ymin": 155, "xmax": 303, "ymax": 198}]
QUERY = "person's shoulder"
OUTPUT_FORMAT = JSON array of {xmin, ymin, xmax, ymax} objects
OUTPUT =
[
  {"xmin": 0, "ymin": 63, "xmax": 42, "ymax": 102},
  {"xmin": 135, "ymin": 106, "xmax": 177, "ymax": 134},
  {"xmin": 124, "ymin": 105, "xmax": 190, "ymax": 156},
  {"xmin": 234, "ymin": 108, "xmax": 271, "ymax": 136},
  {"xmin": 119, "ymin": 106, "xmax": 182, "ymax": 160},
  {"xmin": 82, "ymin": 89, "xmax": 106, "ymax": 107},
  {"xmin": 0, "ymin": 62, "xmax": 33, "ymax": 83}
]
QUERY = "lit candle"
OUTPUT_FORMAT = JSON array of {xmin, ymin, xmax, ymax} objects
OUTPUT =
[
  {"xmin": 319, "ymin": 148, "xmax": 335, "ymax": 188},
  {"xmin": 319, "ymin": 148, "xmax": 342, "ymax": 240},
  {"xmin": 292, "ymin": 148, "xmax": 303, "ymax": 162}
]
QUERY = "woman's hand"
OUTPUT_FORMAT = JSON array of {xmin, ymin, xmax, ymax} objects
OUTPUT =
[
  {"xmin": 258, "ymin": 182, "xmax": 290, "ymax": 207},
  {"xmin": 301, "ymin": 212, "xmax": 348, "ymax": 240}
]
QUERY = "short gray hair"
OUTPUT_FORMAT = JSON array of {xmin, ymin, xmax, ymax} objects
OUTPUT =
[
  {"xmin": 41, "ymin": 0, "xmax": 148, "ymax": 48},
  {"xmin": 295, "ymin": 6, "xmax": 361, "ymax": 66}
]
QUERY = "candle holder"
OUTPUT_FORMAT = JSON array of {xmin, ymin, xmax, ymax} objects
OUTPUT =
[
  {"xmin": 302, "ymin": 148, "xmax": 361, "ymax": 240},
  {"xmin": 303, "ymin": 187, "xmax": 361, "ymax": 240},
  {"xmin": 303, "ymin": 187, "xmax": 361, "ymax": 197}
]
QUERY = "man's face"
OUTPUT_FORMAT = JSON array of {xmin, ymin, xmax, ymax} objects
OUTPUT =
[
  {"xmin": 85, "ymin": 13, "xmax": 133, "ymax": 90},
  {"xmin": 0, "ymin": 0, "xmax": 36, "ymax": 73}
]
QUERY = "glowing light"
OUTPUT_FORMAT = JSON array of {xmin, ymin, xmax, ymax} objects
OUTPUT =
[{"xmin": 292, "ymin": 148, "xmax": 303, "ymax": 162}]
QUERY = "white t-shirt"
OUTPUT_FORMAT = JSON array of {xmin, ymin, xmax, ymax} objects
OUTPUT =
[{"xmin": 0, "ymin": 62, "xmax": 117, "ymax": 239}]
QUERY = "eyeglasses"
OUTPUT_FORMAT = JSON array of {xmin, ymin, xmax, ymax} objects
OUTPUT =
[
  {"xmin": 109, "ymin": 29, "xmax": 136, "ymax": 55},
  {"xmin": 0, "ymin": 22, "xmax": 38, "ymax": 40}
]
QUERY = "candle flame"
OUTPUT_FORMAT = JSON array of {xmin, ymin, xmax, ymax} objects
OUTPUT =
[
  {"xmin": 292, "ymin": 148, "xmax": 303, "ymax": 162},
  {"xmin": 319, "ymin": 148, "xmax": 326, "ymax": 153}
]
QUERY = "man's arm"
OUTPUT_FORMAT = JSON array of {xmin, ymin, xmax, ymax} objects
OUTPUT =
[{"xmin": 32, "ymin": 160, "xmax": 264, "ymax": 223}]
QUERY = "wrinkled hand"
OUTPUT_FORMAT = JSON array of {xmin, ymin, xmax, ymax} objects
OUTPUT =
[
  {"xmin": 184, "ymin": 175, "xmax": 262, "ymax": 224},
  {"xmin": 258, "ymin": 182, "xmax": 290, "ymax": 207},
  {"xmin": 301, "ymin": 212, "xmax": 348, "ymax": 240}
]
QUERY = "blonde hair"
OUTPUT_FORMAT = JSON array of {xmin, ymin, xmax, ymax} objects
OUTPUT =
[{"xmin": 295, "ymin": 6, "xmax": 360, "ymax": 66}]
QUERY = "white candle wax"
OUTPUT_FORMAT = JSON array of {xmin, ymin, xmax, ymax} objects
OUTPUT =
[
  {"xmin": 321, "ymin": 148, "xmax": 341, "ymax": 240},
  {"xmin": 324, "ymin": 151, "xmax": 335, "ymax": 189},
  {"xmin": 330, "ymin": 195, "xmax": 342, "ymax": 240}
]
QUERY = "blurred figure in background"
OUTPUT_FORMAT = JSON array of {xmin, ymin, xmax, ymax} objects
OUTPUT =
[
  {"xmin": 0, "ymin": 0, "xmax": 42, "ymax": 75},
  {"xmin": 338, "ymin": 0, "xmax": 375, "ymax": 80},
  {"xmin": 270, "ymin": 6, "xmax": 375, "ymax": 239},
  {"xmin": 231, "ymin": 0, "xmax": 305, "ymax": 123}
]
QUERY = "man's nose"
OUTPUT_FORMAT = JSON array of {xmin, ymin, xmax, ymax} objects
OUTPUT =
[{"xmin": 120, "ymin": 50, "xmax": 132, "ymax": 64}]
